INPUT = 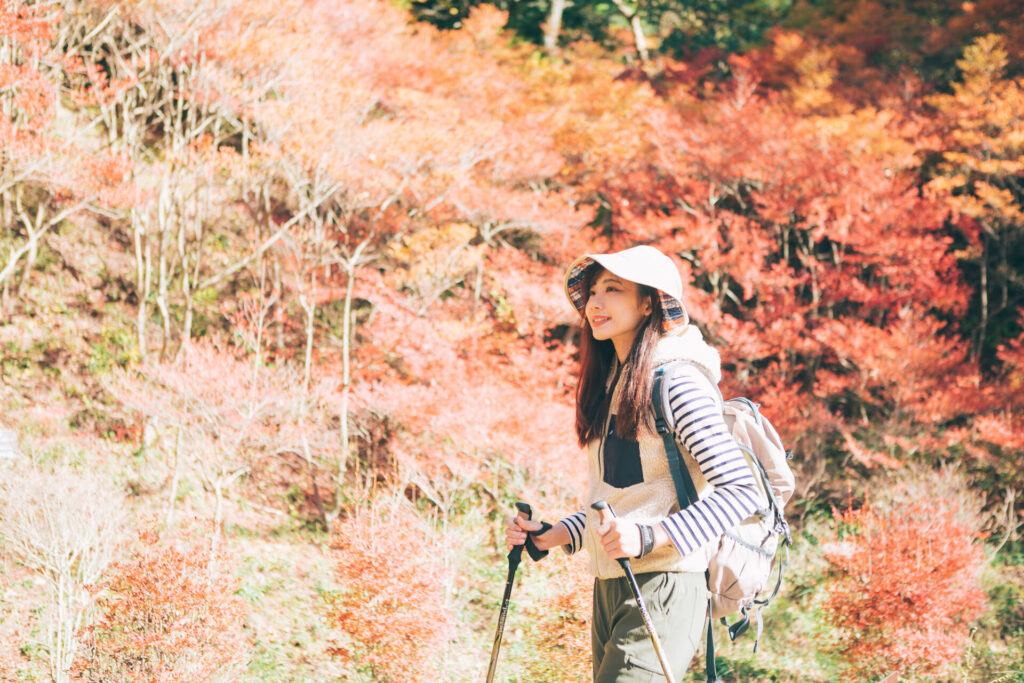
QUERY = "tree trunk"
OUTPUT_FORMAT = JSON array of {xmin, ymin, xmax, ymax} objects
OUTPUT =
[
  {"xmin": 544, "ymin": 0, "xmax": 567, "ymax": 54},
  {"xmin": 255, "ymin": 254, "xmax": 268, "ymax": 366},
  {"xmin": 274, "ymin": 254, "xmax": 285, "ymax": 354},
  {"xmin": 51, "ymin": 571, "xmax": 74, "ymax": 683},
  {"xmin": 976, "ymin": 232, "xmax": 989, "ymax": 359},
  {"xmin": 133, "ymin": 208, "xmax": 152, "ymax": 364},
  {"xmin": 176, "ymin": 192, "xmax": 205, "ymax": 361},
  {"xmin": 610, "ymin": 0, "xmax": 650, "ymax": 67},
  {"xmin": 155, "ymin": 179, "xmax": 173, "ymax": 360},
  {"xmin": 330, "ymin": 262, "xmax": 356, "ymax": 521},
  {"xmin": 628, "ymin": 13, "xmax": 650, "ymax": 66},
  {"xmin": 299, "ymin": 269, "xmax": 328, "ymax": 528},
  {"xmin": 165, "ymin": 427, "xmax": 181, "ymax": 527},
  {"xmin": 15, "ymin": 196, "xmax": 44, "ymax": 297},
  {"xmin": 302, "ymin": 432, "xmax": 328, "ymax": 529}
]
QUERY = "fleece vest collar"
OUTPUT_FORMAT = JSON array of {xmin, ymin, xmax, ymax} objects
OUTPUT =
[{"xmin": 652, "ymin": 325, "xmax": 721, "ymax": 384}]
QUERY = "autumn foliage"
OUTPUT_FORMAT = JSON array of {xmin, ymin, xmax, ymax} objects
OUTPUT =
[
  {"xmin": 72, "ymin": 528, "xmax": 247, "ymax": 682},
  {"xmin": 1, "ymin": 0, "xmax": 1022, "ymax": 680},
  {"xmin": 524, "ymin": 560, "xmax": 593, "ymax": 683},
  {"xmin": 820, "ymin": 502, "xmax": 987, "ymax": 680},
  {"xmin": 326, "ymin": 501, "xmax": 452, "ymax": 682}
]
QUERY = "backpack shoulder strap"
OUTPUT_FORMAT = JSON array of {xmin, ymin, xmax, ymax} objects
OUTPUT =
[{"xmin": 652, "ymin": 362, "xmax": 698, "ymax": 508}]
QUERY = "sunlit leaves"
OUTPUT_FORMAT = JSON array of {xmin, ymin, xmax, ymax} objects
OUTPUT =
[
  {"xmin": 820, "ymin": 502, "xmax": 987, "ymax": 680},
  {"xmin": 73, "ymin": 529, "xmax": 247, "ymax": 682},
  {"xmin": 326, "ymin": 501, "xmax": 452, "ymax": 682}
]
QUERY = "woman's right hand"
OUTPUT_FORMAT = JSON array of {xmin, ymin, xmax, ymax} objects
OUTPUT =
[{"xmin": 505, "ymin": 514, "xmax": 545, "ymax": 550}]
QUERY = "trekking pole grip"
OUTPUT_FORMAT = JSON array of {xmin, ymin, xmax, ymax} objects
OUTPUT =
[
  {"xmin": 508, "ymin": 502, "xmax": 532, "ymax": 562},
  {"xmin": 592, "ymin": 499, "xmax": 615, "ymax": 525},
  {"xmin": 591, "ymin": 500, "xmax": 631, "ymax": 571}
]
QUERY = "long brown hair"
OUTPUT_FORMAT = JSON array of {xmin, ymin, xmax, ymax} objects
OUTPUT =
[{"xmin": 574, "ymin": 266, "xmax": 665, "ymax": 447}]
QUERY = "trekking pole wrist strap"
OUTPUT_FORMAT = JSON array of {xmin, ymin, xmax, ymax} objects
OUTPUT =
[{"xmin": 525, "ymin": 521, "xmax": 552, "ymax": 561}]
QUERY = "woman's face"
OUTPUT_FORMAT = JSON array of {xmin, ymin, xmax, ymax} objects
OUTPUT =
[{"xmin": 585, "ymin": 269, "xmax": 652, "ymax": 359}]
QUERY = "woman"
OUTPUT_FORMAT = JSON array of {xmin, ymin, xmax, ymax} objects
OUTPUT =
[{"xmin": 506, "ymin": 245, "xmax": 760, "ymax": 682}]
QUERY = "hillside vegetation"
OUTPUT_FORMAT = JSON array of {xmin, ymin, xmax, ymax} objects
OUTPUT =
[{"xmin": 1, "ymin": 0, "xmax": 1022, "ymax": 681}]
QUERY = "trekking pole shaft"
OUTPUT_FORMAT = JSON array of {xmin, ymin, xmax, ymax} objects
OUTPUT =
[
  {"xmin": 485, "ymin": 502, "xmax": 532, "ymax": 683},
  {"xmin": 592, "ymin": 501, "xmax": 676, "ymax": 682},
  {"xmin": 485, "ymin": 566, "xmax": 517, "ymax": 683}
]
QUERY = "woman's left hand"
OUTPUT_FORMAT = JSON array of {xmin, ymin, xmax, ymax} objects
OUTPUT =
[{"xmin": 596, "ymin": 518, "xmax": 642, "ymax": 559}]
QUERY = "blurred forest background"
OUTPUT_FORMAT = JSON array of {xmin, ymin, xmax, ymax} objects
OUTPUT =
[{"xmin": 1, "ymin": 0, "xmax": 1022, "ymax": 680}]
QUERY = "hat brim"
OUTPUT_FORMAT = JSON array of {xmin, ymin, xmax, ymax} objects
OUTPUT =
[{"xmin": 564, "ymin": 254, "xmax": 689, "ymax": 333}]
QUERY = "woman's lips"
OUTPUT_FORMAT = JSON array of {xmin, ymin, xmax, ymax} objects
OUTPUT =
[{"xmin": 591, "ymin": 316, "xmax": 609, "ymax": 327}]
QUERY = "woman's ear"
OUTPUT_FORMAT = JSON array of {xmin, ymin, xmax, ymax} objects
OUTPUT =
[{"xmin": 641, "ymin": 295, "xmax": 654, "ymax": 316}]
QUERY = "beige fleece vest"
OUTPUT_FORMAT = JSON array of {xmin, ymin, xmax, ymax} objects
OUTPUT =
[{"xmin": 584, "ymin": 357, "xmax": 717, "ymax": 580}]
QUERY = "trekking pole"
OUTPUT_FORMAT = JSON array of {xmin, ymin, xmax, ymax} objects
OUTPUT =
[
  {"xmin": 485, "ymin": 501, "xmax": 532, "ymax": 683},
  {"xmin": 592, "ymin": 500, "xmax": 676, "ymax": 682}
]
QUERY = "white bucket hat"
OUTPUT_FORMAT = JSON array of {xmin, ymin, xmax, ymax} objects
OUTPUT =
[{"xmin": 563, "ymin": 245, "xmax": 689, "ymax": 333}]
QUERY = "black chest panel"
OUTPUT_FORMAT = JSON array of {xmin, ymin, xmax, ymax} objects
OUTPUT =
[{"xmin": 602, "ymin": 415, "xmax": 644, "ymax": 489}]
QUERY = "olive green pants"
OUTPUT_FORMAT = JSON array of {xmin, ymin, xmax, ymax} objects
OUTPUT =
[{"xmin": 592, "ymin": 571, "xmax": 706, "ymax": 682}]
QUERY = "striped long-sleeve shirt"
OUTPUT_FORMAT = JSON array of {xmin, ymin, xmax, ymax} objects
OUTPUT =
[{"xmin": 558, "ymin": 371, "xmax": 760, "ymax": 558}]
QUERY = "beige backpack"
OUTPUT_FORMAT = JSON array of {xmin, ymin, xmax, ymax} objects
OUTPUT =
[{"xmin": 653, "ymin": 362, "xmax": 795, "ymax": 679}]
